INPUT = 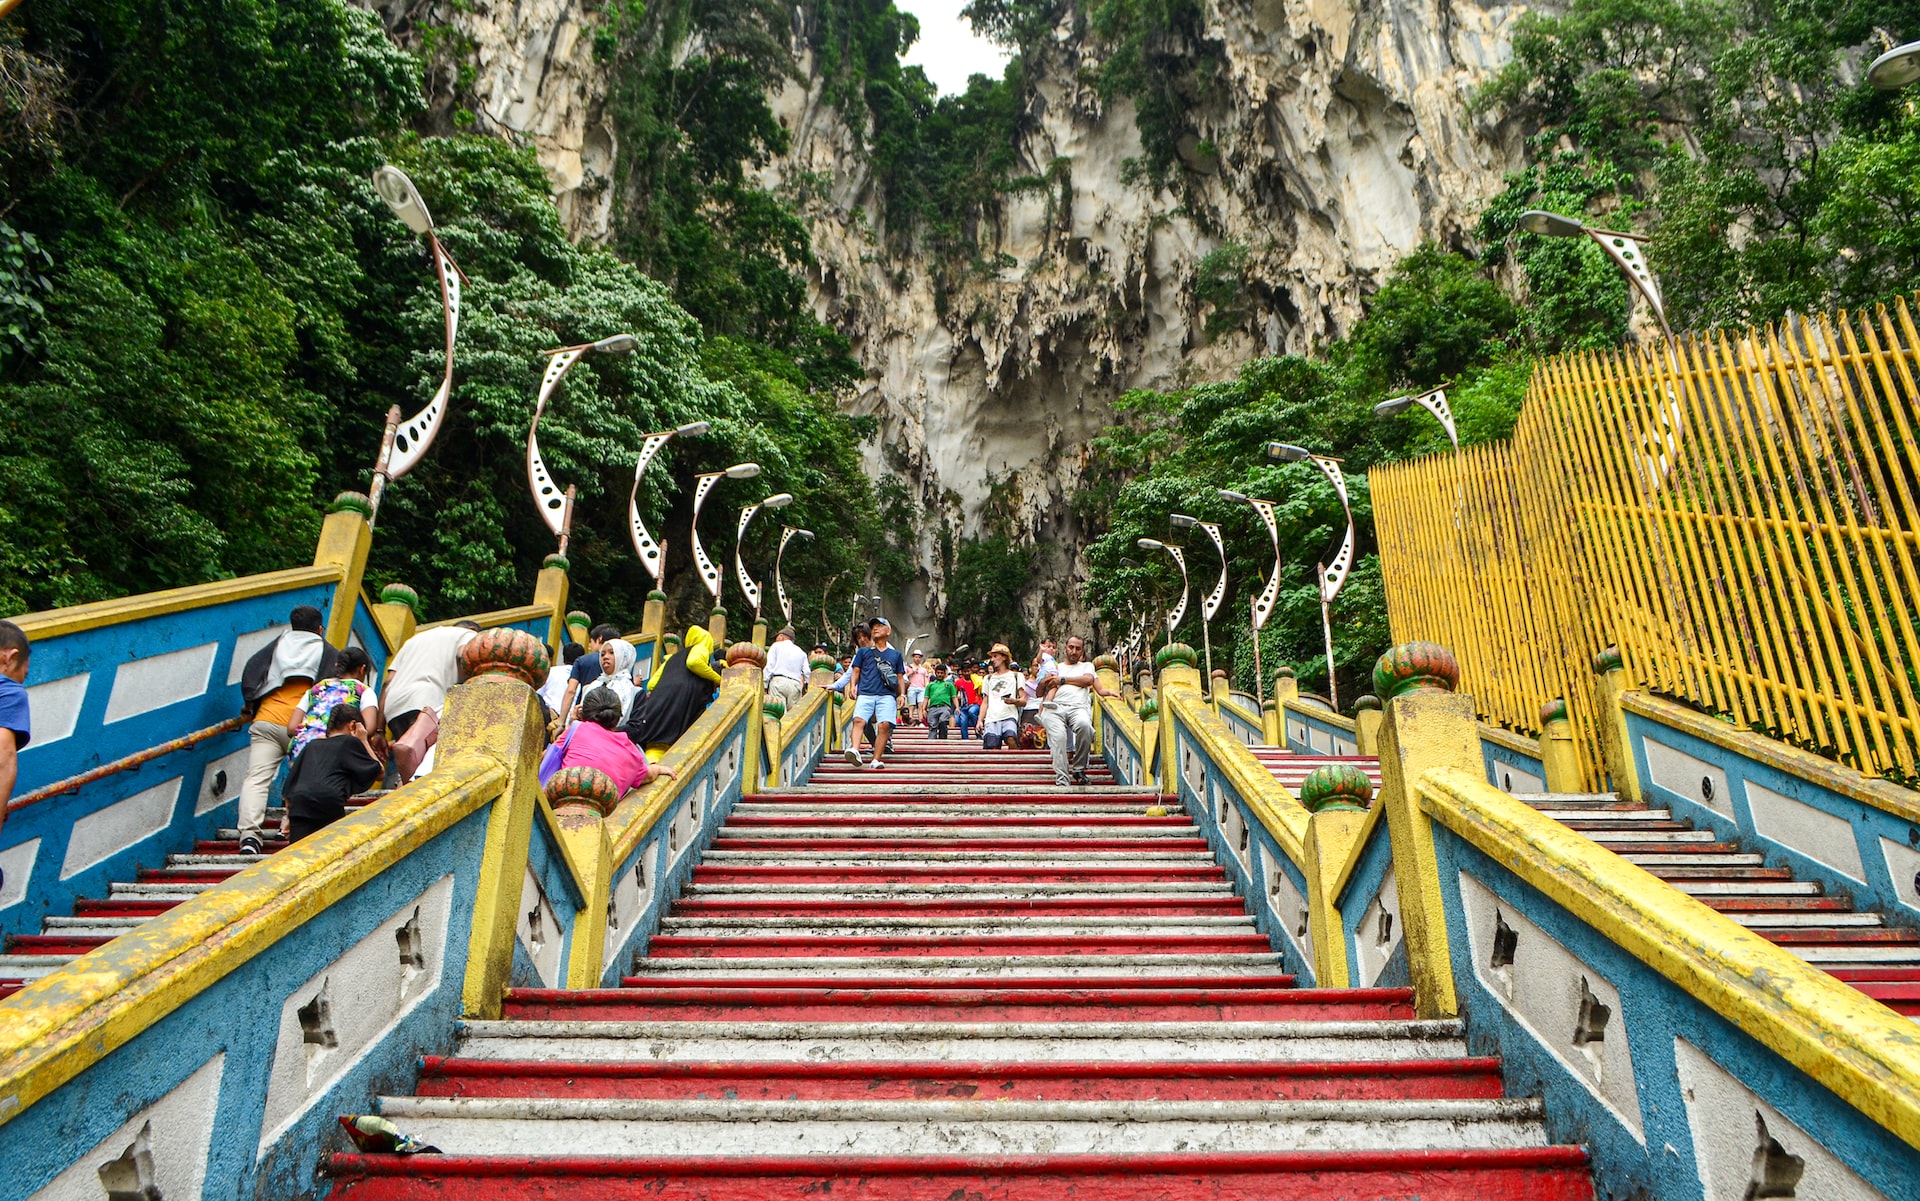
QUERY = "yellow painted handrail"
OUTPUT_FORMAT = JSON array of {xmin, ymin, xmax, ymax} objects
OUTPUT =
[
  {"xmin": 606, "ymin": 681, "xmax": 755, "ymax": 865},
  {"xmin": 1168, "ymin": 686, "xmax": 1310, "ymax": 865},
  {"xmin": 420, "ymin": 603, "xmax": 553, "ymax": 633},
  {"xmin": 1097, "ymin": 693, "xmax": 1146, "ymax": 762},
  {"xmin": 1419, "ymin": 764, "xmax": 1920, "ymax": 1151},
  {"xmin": 1282, "ymin": 699, "xmax": 1356, "ymax": 734},
  {"xmin": 7, "ymin": 565, "xmax": 345, "ymax": 640},
  {"xmin": 0, "ymin": 756, "xmax": 504, "ymax": 1126}
]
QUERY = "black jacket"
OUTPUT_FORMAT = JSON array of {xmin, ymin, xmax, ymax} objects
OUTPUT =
[{"xmin": 240, "ymin": 634, "xmax": 341, "ymax": 709}]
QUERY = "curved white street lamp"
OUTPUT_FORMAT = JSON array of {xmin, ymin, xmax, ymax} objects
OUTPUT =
[
  {"xmin": 734, "ymin": 492, "xmax": 794, "ymax": 620},
  {"xmin": 527, "ymin": 334, "xmax": 639, "ymax": 553},
  {"xmin": 1169, "ymin": 513, "xmax": 1225, "ymax": 681},
  {"xmin": 369, "ymin": 165, "xmax": 468, "ymax": 527},
  {"xmin": 625, "ymin": 420, "xmax": 711, "ymax": 586},
  {"xmin": 1516, "ymin": 208, "xmax": 1671, "ymax": 336},
  {"xmin": 1374, "ymin": 387, "xmax": 1459, "ymax": 449},
  {"xmin": 1135, "ymin": 538, "xmax": 1190, "ymax": 643},
  {"xmin": 691, "ymin": 463, "xmax": 760, "ymax": 607},
  {"xmin": 775, "ymin": 526, "xmax": 815, "ymax": 624},
  {"xmin": 1267, "ymin": 442, "xmax": 1356, "ymax": 709},
  {"xmin": 1869, "ymin": 41, "xmax": 1920, "ymax": 90},
  {"xmin": 1220, "ymin": 488, "xmax": 1283, "ymax": 704}
]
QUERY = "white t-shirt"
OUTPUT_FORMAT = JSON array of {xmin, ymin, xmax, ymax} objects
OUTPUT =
[
  {"xmin": 384, "ymin": 626, "xmax": 477, "ymax": 717},
  {"xmin": 765, "ymin": 638, "xmax": 810, "ymax": 683},
  {"xmin": 1053, "ymin": 660, "xmax": 1097, "ymax": 711},
  {"xmin": 983, "ymin": 671, "xmax": 1024, "ymax": 723}
]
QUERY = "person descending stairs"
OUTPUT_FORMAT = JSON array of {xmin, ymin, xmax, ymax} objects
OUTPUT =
[{"xmin": 327, "ymin": 726, "xmax": 1594, "ymax": 1199}]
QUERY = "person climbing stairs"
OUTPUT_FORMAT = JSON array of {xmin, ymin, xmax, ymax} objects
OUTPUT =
[{"xmin": 326, "ymin": 727, "xmax": 1594, "ymax": 1199}]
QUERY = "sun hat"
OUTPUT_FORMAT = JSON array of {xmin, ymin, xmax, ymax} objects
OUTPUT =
[{"xmin": 989, "ymin": 643, "xmax": 1012, "ymax": 660}]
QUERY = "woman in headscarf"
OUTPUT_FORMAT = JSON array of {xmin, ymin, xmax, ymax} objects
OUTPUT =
[
  {"xmin": 626, "ymin": 624, "xmax": 722, "ymax": 760},
  {"xmin": 583, "ymin": 638, "xmax": 640, "ymax": 728}
]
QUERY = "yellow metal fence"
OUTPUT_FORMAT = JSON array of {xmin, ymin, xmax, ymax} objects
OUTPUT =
[{"xmin": 1372, "ymin": 298, "xmax": 1920, "ymax": 785}]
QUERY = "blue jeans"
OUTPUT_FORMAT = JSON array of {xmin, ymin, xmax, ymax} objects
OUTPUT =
[{"xmin": 957, "ymin": 703, "xmax": 979, "ymax": 739}]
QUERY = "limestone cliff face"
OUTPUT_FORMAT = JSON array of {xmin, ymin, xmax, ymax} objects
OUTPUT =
[
  {"xmin": 764, "ymin": 0, "xmax": 1536, "ymax": 634},
  {"xmin": 362, "ymin": 0, "xmax": 1537, "ymax": 635}
]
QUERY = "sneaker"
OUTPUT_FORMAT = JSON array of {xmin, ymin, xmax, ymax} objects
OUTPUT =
[
  {"xmin": 238, "ymin": 837, "xmax": 265, "ymax": 857},
  {"xmin": 869, "ymin": 760, "xmax": 887, "ymax": 770},
  {"xmin": 844, "ymin": 746, "xmax": 865, "ymax": 767}
]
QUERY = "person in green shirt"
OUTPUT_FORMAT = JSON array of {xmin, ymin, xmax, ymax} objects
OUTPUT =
[{"xmin": 924, "ymin": 661, "xmax": 959, "ymax": 739}]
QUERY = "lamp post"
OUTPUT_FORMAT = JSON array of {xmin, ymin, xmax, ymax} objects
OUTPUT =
[
  {"xmin": 1135, "ymin": 538, "xmax": 1190, "ymax": 649},
  {"xmin": 1266, "ymin": 442, "xmax": 1355, "ymax": 710},
  {"xmin": 1516, "ymin": 208, "xmax": 1671, "ymax": 337},
  {"xmin": 1868, "ymin": 41, "xmax": 1920, "ymax": 89},
  {"xmin": 734, "ymin": 492, "xmax": 794, "ymax": 622},
  {"xmin": 1219, "ymin": 488, "xmax": 1283, "ymax": 707},
  {"xmin": 775, "ymin": 526, "xmax": 815, "ymax": 625},
  {"xmin": 527, "ymin": 334, "xmax": 639, "ymax": 553},
  {"xmin": 1169, "ymin": 514, "xmax": 1225, "ymax": 681},
  {"xmin": 370, "ymin": 165, "xmax": 468, "ymax": 528},
  {"xmin": 1373, "ymin": 387, "xmax": 1459, "ymax": 449},
  {"xmin": 626, "ymin": 420, "xmax": 712, "ymax": 585},
  {"xmin": 1119, "ymin": 556, "xmax": 1166, "ymax": 654},
  {"xmin": 691, "ymin": 463, "xmax": 761, "ymax": 609}
]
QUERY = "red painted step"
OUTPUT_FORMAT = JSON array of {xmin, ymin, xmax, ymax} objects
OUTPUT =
[
  {"xmin": 694, "ymin": 866, "xmax": 1227, "ymax": 884},
  {"xmin": 605, "ymin": 972, "xmax": 1301, "ymax": 991},
  {"xmin": 73, "ymin": 898, "xmax": 180, "ymax": 916},
  {"xmin": 709, "ymin": 837, "xmax": 1212, "ymax": 851},
  {"xmin": 327, "ymin": 1149, "xmax": 1596, "ymax": 1201},
  {"xmin": 671, "ymin": 897, "xmax": 1248, "ymax": 918},
  {"xmin": 5, "ymin": 934, "xmax": 112, "ymax": 955},
  {"xmin": 136, "ymin": 868, "xmax": 240, "ymax": 883},
  {"xmin": 724, "ymin": 815, "xmax": 1189, "ymax": 828},
  {"xmin": 647, "ymin": 933, "xmax": 1273, "ymax": 958},
  {"xmin": 503, "ymin": 985, "xmax": 1412, "ymax": 1022},
  {"xmin": 415, "ymin": 1056, "xmax": 1506, "ymax": 1102}
]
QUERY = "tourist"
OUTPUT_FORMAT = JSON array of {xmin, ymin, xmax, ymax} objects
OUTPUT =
[
  {"xmin": 281, "ymin": 703, "xmax": 383, "ymax": 844},
  {"xmin": 383, "ymin": 620, "xmax": 480, "ymax": 783},
  {"xmin": 844, "ymin": 617, "xmax": 905, "ymax": 769},
  {"xmin": 236, "ymin": 605, "xmax": 338, "ymax": 855},
  {"xmin": 552, "ymin": 687, "xmax": 676, "ymax": 796},
  {"xmin": 626, "ymin": 625, "xmax": 721, "ymax": 761},
  {"xmin": 924, "ymin": 661, "xmax": 957, "ymax": 739},
  {"xmin": 288, "ymin": 647, "xmax": 382, "ymax": 761},
  {"xmin": 765, "ymin": 626, "xmax": 809, "ymax": 714},
  {"xmin": 906, "ymin": 650, "xmax": 929, "ymax": 726},
  {"xmin": 953, "ymin": 662, "xmax": 980, "ymax": 740},
  {"xmin": 0, "ymin": 621, "xmax": 31, "ymax": 834},
  {"xmin": 583, "ymin": 637, "xmax": 640, "ymax": 727},
  {"xmin": 980, "ymin": 644, "xmax": 1023, "ymax": 750},
  {"xmin": 1040, "ymin": 635, "xmax": 1117, "ymax": 786},
  {"xmin": 540, "ymin": 642, "xmax": 588, "ymax": 717},
  {"xmin": 555, "ymin": 623, "xmax": 622, "ymax": 724}
]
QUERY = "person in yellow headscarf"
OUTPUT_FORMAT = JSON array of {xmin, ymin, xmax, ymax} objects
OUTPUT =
[{"xmin": 627, "ymin": 624, "xmax": 722, "ymax": 761}]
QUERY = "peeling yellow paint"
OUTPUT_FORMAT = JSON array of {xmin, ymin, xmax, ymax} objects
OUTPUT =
[
  {"xmin": 1420, "ymin": 764, "xmax": 1920, "ymax": 1152},
  {"xmin": 9, "ymin": 565, "xmax": 344, "ymax": 641}
]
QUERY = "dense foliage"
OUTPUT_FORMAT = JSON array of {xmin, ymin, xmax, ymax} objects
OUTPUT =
[{"xmin": 0, "ymin": 0, "xmax": 887, "ymax": 637}]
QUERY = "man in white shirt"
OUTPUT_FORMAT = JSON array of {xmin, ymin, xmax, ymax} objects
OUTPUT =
[
  {"xmin": 1040, "ymin": 635, "xmax": 1117, "ymax": 786},
  {"xmin": 764, "ymin": 627, "xmax": 809, "ymax": 713},
  {"xmin": 382, "ymin": 621, "xmax": 479, "ymax": 779}
]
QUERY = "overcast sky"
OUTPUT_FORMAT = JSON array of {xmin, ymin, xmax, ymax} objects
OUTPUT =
[{"xmin": 897, "ymin": 0, "xmax": 1013, "ymax": 95}]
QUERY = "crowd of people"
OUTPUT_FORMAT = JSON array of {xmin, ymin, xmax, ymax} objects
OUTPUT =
[{"xmin": 831, "ymin": 620, "xmax": 1117, "ymax": 787}]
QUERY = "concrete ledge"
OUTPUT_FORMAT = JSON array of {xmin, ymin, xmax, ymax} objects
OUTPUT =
[
  {"xmin": 1170, "ymin": 689, "xmax": 1309, "ymax": 863},
  {"xmin": 421, "ymin": 603, "xmax": 554, "ymax": 633},
  {"xmin": 1477, "ymin": 723, "xmax": 1540, "ymax": 760},
  {"xmin": 8, "ymin": 565, "xmax": 346, "ymax": 640},
  {"xmin": 0, "ymin": 756, "xmax": 504, "ymax": 1125},
  {"xmin": 1419, "ymin": 764, "xmax": 1920, "ymax": 1152},
  {"xmin": 606, "ymin": 684, "xmax": 754, "ymax": 866},
  {"xmin": 1623, "ymin": 691, "xmax": 1920, "ymax": 825}
]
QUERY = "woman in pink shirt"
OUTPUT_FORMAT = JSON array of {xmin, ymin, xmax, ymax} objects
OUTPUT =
[{"xmin": 556, "ymin": 688, "xmax": 675, "ymax": 797}]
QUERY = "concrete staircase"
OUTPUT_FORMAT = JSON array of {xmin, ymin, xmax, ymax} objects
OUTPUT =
[
  {"xmin": 327, "ymin": 727, "xmax": 1592, "ymax": 1199},
  {"xmin": 0, "ymin": 796, "xmax": 378, "ymax": 998},
  {"xmin": 1520, "ymin": 792, "xmax": 1920, "ymax": 1017}
]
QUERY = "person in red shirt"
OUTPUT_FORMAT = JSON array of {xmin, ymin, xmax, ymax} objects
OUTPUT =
[{"xmin": 953, "ymin": 666, "xmax": 981, "ymax": 740}]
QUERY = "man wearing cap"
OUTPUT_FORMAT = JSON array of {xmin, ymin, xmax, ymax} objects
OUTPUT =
[
  {"xmin": 905, "ymin": 649, "xmax": 930, "ymax": 726},
  {"xmin": 844, "ymin": 617, "xmax": 906, "ymax": 769},
  {"xmin": 764, "ymin": 626, "xmax": 809, "ymax": 714}
]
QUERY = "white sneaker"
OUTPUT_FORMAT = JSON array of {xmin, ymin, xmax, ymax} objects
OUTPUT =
[{"xmin": 844, "ymin": 746, "xmax": 864, "ymax": 766}]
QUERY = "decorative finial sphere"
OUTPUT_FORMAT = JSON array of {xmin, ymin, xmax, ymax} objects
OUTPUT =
[
  {"xmin": 1352, "ymin": 694, "xmax": 1383, "ymax": 713},
  {"xmin": 1155, "ymin": 642, "xmax": 1199, "ymax": 670},
  {"xmin": 1540, "ymin": 697, "xmax": 1570, "ymax": 725},
  {"xmin": 1276, "ymin": 665, "xmax": 1296, "ymax": 679},
  {"xmin": 1093, "ymin": 654, "xmax": 1120, "ymax": 672},
  {"xmin": 378, "ymin": 582, "xmax": 421, "ymax": 614},
  {"xmin": 1592, "ymin": 646, "xmax": 1625, "ymax": 675},
  {"xmin": 1299, "ymin": 763, "xmax": 1375, "ymax": 813},
  {"xmin": 329, "ymin": 490, "xmax": 374, "ymax": 518},
  {"xmin": 544, "ymin": 766, "xmax": 621, "ymax": 817},
  {"xmin": 809, "ymin": 653, "xmax": 839, "ymax": 672},
  {"xmin": 542, "ymin": 553, "xmax": 571, "ymax": 572},
  {"xmin": 647, "ymin": 589, "xmax": 668, "ymax": 603},
  {"xmin": 566, "ymin": 610, "xmax": 592, "ymax": 630},
  {"xmin": 726, "ymin": 642, "xmax": 767, "ymax": 669},
  {"xmin": 458, "ymin": 627, "xmax": 551, "ymax": 687},
  {"xmin": 763, "ymin": 699, "xmax": 786, "ymax": 720},
  {"xmin": 1371, "ymin": 642, "xmax": 1459, "ymax": 699},
  {"xmin": 1138, "ymin": 697, "xmax": 1159, "ymax": 721},
  {"xmin": 1211, "ymin": 669, "xmax": 1229, "ymax": 681}
]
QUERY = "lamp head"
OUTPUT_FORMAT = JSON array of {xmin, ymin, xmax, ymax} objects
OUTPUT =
[
  {"xmin": 1217, "ymin": 489, "xmax": 1250, "ymax": 504},
  {"xmin": 1119, "ymin": 557, "xmax": 1140, "ymax": 569},
  {"xmin": 372, "ymin": 166, "xmax": 434, "ymax": 235},
  {"xmin": 1169, "ymin": 513, "xmax": 1199, "ymax": 530},
  {"xmin": 1374, "ymin": 395, "xmax": 1416, "ymax": 416},
  {"xmin": 725, "ymin": 462, "xmax": 762, "ymax": 480},
  {"xmin": 761, "ymin": 492, "xmax": 794, "ymax": 510},
  {"xmin": 1136, "ymin": 537, "xmax": 1165, "ymax": 551},
  {"xmin": 674, "ymin": 420, "xmax": 711, "ymax": 437},
  {"xmin": 590, "ymin": 334, "xmax": 639, "ymax": 354},
  {"xmin": 1869, "ymin": 40, "xmax": 1920, "ymax": 90},
  {"xmin": 1516, "ymin": 209, "xmax": 1586, "ymax": 238},
  {"xmin": 1265, "ymin": 442, "xmax": 1310, "ymax": 463},
  {"xmin": 788, "ymin": 527, "xmax": 815, "ymax": 541}
]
